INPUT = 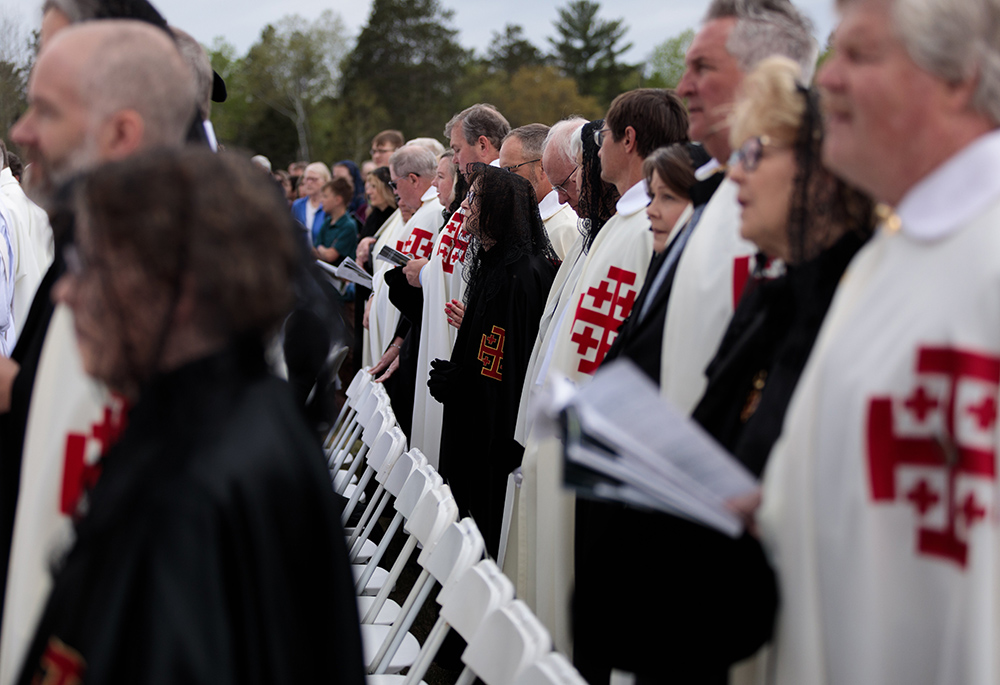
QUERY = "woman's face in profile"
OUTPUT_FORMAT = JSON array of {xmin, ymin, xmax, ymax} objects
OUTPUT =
[{"xmin": 729, "ymin": 134, "xmax": 796, "ymax": 262}]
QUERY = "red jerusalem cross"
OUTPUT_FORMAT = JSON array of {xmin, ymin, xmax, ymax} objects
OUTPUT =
[
  {"xmin": 399, "ymin": 228, "xmax": 435, "ymax": 259},
  {"xmin": 437, "ymin": 214, "xmax": 467, "ymax": 275},
  {"xmin": 867, "ymin": 346, "xmax": 1000, "ymax": 567},
  {"xmin": 37, "ymin": 636, "xmax": 85, "ymax": 685},
  {"xmin": 61, "ymin": 397, "xmax": 128, "ymax": 516},
  {"xmin": 478, "ymin": 325, "xmax": 505, "ymax": 381},
  {"xmin": 570, "ymin": 266, "xmax": 637, "ymax": 375}
]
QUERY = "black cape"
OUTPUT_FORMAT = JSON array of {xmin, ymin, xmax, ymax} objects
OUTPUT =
[
  {"xmin": 17, "ymin": 346, "xmax": 365, "ymax": 685},
  {"xmin": 437, "ymin": 252, "xmax": 556, "ymax": 558}
]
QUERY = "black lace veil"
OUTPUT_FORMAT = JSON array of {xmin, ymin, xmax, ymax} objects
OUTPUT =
[
  {"xmin": 785, "ymin": 87, "xmax": 875, "ymax": 265},
  {"xmin": 578, "ymin": 119, "xmax": 620, "ymax": 253},
  {"xmin": 462, "ymin": 163, "xmax": 558, "ymax": 305}
]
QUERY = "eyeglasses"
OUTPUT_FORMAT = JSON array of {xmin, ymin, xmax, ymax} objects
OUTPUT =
[
  {"xmin": 387, "ymin": 173, "xmax": 420, "ymax": 191},
  {"xmin": 502, "ymin": 159, "xmax": 540, "ymax": 173},
  {"xmin": 730, "ymin": 136, "xmax": 783, "ymax": 172},
  {"xmin": 370, "ymin": 147, "xmax": 394, "ymax": 157},
  {"xmin": 594, "ymin": 127, "xmax": 611, "ymax": 147},
  {"xmin": 552, "ymin": 164, "xmax": 579, "ymax": 195}
]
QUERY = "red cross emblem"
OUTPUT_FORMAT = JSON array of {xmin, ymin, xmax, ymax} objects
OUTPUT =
[
  {"xmin": 570, "ymin": 266, "xmax": 637, "ymax": 375},
  {"xmin": 61, "ymin": 394, "xmax": 128, "ymax": 517},
  {"xmin": 435, "ymin": 213, "xmax": 469, "ymax": 275},
  {"xmin": 867, "ymin": 346, "xmax": 1000, "ymax": 567},
  {"xmin": 478, "ymin": 325, "xmax": 505, "ymax": 381},
  {"xmin": 398, "ymin": 228, "xmax": 435, "ymax": 259},
  {"xmin": 34, "ymin": 636, "xmax": 85, "ymax": 685}
]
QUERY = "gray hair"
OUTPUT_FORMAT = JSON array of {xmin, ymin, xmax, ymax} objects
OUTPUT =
[
  {"xmin": 170, "ymin": 26, "xmax": 214, "ymax": 120},
  {"xmin": 705, "ymin": 0, "xmax": 819, "ymax": 82},
  {"xmin": 41, "ymin": 0, "xmax": 99, "ymax": 22},
  {"xmin": 389, "ymin": 144, "xmax": 438, "ymax": 179},
  {"xmin": 406, "ymin": 137, "xmax": 446, "ymax": 157},
  {"xmin": 503, "ymin": 123, "xmax": 550, "ymax": 160},
  {"xmin": 544, "ymin": 117, "xmax": 588, "ymax": 166},
  {"xmin": 444, "ymin": 104, "xmax": 511, "ymax": 152},
  {"xmin": 865, "ymin": 0, "xmax": 1000, "ymax": 125},
  {"xmin": 69, "ymin": 22, "xmax": 196, "ymax": 148}
]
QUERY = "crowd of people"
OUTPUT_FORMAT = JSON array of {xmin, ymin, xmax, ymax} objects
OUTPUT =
[{"xmin": 0, "ymin": 0, "xmax": 995, "ymax": 682}]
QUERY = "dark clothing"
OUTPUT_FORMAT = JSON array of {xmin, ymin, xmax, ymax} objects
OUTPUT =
[
  {"xmin": 692, "ymin": 231, "xmax": 868, "ymax": 476},
  {"xmin": 315, "ymin": 212, "xmax": 359, "ymax": 264},
  {"xmin": 436, "ymin": 252, "xmax": 556, "ymax": 558},
  {"xmin": 0, "ymin": 250, "xmax": 64, "ymax": 628},
  {"xmin": 384, "ymin": 268, "xmax": 423, "ymax": 439},
  {"xmin": 17, "ymin": 346, "xmax": 365, "ymax": 685}
]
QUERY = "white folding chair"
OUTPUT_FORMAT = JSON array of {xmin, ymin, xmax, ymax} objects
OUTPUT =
[
  {"xmin": 330, "ymin": 392, "xmax": 385, "ymax": 475},
  {"xmin": 513, "ymin": 653, "xmax": 588, "ymax": 685},
  {"xmin": 343, "ymin": 426, "xmax": 407, "ymax": 526},
  {"xmin": 323, "ymin": 367, "xmax": 371, "ymax": 451},
  {"xmin": 367, "ymin": 553, "xmax": 510, "ymax": 685},
  {"xmin": 348, "ymin": 449, "xmax": 426, "ymax": 560},
  {"xmin": 336, "ymin": 406, "xmax": 388, "ymax": 496},
  {"xmin": 362, "ymin": 484, "xmax": 458, "ymax": 674},
  {"xmin": 354, "ymin": 463, "xmax": 442, "ymax": 596},
  {"xmin": 458, "ymin": 600, "xmax": 553, "ymax": 685}
]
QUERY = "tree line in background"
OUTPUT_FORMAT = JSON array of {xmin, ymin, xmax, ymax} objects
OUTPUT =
[
  {"xmin": 210, "ymin": 0, "xmax": 696, "ymax": 168},
  {"xmin": 0, "ymin": 0, "xmax": 695, "ymax": 169}
]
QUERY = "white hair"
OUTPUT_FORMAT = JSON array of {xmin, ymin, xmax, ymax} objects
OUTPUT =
[
  {"xmin": 544, "ymin": 117, "xmax": 588, "ymax": 165},
  {"xmin": 389, "ymin": 144, "xmax": 438, "ymax": 178},
  {"xmin": 406, "ymin": 137, "xmax": 446, "ymax": 157}
]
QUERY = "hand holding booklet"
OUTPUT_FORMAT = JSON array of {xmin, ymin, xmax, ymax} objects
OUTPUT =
[
  {"xmin": 315, "ymin": 258, "xmax": 373, "ymax": 291},
  {"xmin": 547, "ymin": 360, "xmax": 759, "ymax": 537},
  {"xmin": 377, "ymin": 245, "xmax": 410, "ymax": 267}
]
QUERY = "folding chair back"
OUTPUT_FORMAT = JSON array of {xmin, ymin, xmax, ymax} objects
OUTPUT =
[
  {"xmin": 384, "ymin": 449, "xmax": 426, "ymax": 494},
  {"xmin": 422, "ymin": 518, "xmax": 485, "ymax": 600},
  {"xmin": 462, "ymin": 600, "xmax": 553, "ymax": 685},
  {"xmin": 395, "ymin": 464, "xmax": 443, "ymax": 520},
  {"xmin": 512, "ymin": 652, "xmax": 588, "ymax": 685},
  {"xmin": 404, "ymin": 484, "xmax": 459, "ymax": 548},
  {"xmin": 440, "ymin": 559, "xmax": 514, "ymax": 641}
]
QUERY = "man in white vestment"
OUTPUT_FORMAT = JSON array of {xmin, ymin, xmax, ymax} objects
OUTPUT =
[
  {"xmin": 660, "ymin": 0, "xmax": 817, "ymax": 414},
  {"xmin": 0, "ymin": 22, "xmax": 197, "ymax": 685},
  {"xmin": 757, "ymin": 0, "xmax": 1000, "ymax": 682},
  {"xmin": 403, "ymin": 104, "xmax": 509, "ymax": 463},
  {"xmin": 499, "ymin": 124, "xmax": 579, "ymax": 260},
  {"xmin": 515, "ymin": 92, "xmax": 689, "ymax": 655},
  {"xmin": 0, "ymin": 142, "xmax": 52, "ymax": 344}
]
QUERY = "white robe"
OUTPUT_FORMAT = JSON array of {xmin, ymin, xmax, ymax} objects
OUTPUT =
[
  {"xmin": 539, "ymin": 190, "xmax": 579, "ymax": 261},
  {"xmin": 362, "ymin": 209, "xmax": 403, "ymax": 368},
  {"xmin": 659, "ymin": 177, "xmax": 756, "ymax": 414},
  {"xmin": 0, "ymin": 169, "xmax": 51, "ymax": 341},
  {"xmin": 409, "ymin": 208, "xmax": 469, "ymax": 467},
  {"xmin": 365, "ymin": 190, "xmax": 443, "ymax": 367},
  {"xmin": 759, "ymin": 130, "xmax": 1000, "ymax": 685},
  {"xmin": 0, "ymin": 306, "xmax": 120, "ymax": 685},
  {"xmin": 513, "ymin": 181, "xmax": 654, "ymax": 654}
]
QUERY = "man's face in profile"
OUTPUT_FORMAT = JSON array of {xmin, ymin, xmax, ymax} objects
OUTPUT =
[{"xmin": 11, "ymin": 37, "xmax": 101, "ymax": 209}]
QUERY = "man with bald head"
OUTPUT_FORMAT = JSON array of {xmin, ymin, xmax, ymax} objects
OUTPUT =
[{"xmin": 0, "ymin": 21, "xmax": 196, "ymax": 685}]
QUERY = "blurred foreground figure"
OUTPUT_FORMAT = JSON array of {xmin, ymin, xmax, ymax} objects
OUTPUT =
[
  {"xmin": 17, "ymin": 149, "xmax": 365, "ymax": 685},
  {"xmin": 758, "ymin": 0, "xmax": 1000, "ymax": 682}
]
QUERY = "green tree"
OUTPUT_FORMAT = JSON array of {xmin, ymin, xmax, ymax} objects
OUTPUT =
[
  {"xmin": 466, "ymin": 65, "xmax": 603, "ymax": 127},
  {"xmin": 644, "ymin": 28, "xmax": 693, "ymax": 90},
  {"xmin": 548, "ymin": 0, "xmax": 637, "ymax": 107},
  {"xmin": 0, "ymin": 10, "xmax": 34, "ymax": 148},
  {"xmin": 241, "ymin": 10, "xmax": 350, "ymax": 161},
  {"xmin": 485, "ymin": 24, "xmax": 545, "ymax": 76},
  {"xmin": 339, "ymin": 0, "xmax": 470, "ymax": 155}
]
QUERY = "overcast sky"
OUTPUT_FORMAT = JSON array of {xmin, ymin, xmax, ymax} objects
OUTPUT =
[{"xmin": 3, "ymin": 0, "xmax": 837, "ymax": 65}]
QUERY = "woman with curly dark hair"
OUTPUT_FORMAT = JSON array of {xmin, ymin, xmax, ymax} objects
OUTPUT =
[{"xmin": 429, "ymin": 163, "xmax": 558, "ymax": 557}]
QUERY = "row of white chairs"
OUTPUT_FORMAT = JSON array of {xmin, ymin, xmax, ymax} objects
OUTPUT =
[{"xmin": 322, "ymin": 369, "xmax": 588, "ymax": 685}]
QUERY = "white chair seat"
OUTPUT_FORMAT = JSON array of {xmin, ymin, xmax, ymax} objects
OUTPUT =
[
  {"xmin": 361, "ymin": 624, "xmax": 421, "ymax": 674},
  {"xmin": 366, "ymin": 676, "xmax": 427, "ymax": 685},
  {"xmin": 356, "ymin": 596, "xmax": 402, "ymax": 625},
  {"xmin": 334, "ymin": 470, "xmax": 359, "ymax": 491},
  {"xmin": 353, "ymin": 564, "xmax": 391, "ymax": 596},
  {"xmin": 352, "ymin": 538, "xmax": 377, "ymax": 564}
]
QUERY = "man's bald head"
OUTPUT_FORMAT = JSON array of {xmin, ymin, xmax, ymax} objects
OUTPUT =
[
  {"xmin": 62, "ymin": 21, "xmax": 196, "ymax": 148},
  {"xmin": 12, "ymin": 20, "xmax": 195, "ymax": 207}
]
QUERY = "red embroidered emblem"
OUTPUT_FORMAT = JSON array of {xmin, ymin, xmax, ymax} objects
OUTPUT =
[
  {"xmin": 61, "ymin": 395, "xmax": 128, "ymax": 517},
  {"xmin": 867, "ymin": 346, "xmax": 999, "ymax": 567},
  {"xmin": 33, "ymin": 637, "xmax": 85, "ymax": 685},
  {"xmin": 398, "ymin": 228, "xmax": 435, "ymax": 259},
  {"xmin": 436, "ymin": 213, "xmax": 469, "ymax": 275},
  {"xmin": 733, "ymin": 255, "xmax": 751, "ymax": 309},
  {"xmin": 570, "ymin": 266, "xmax": 637, "ymax": 375},
  {"xmin": 478, "ymin": 325, "xmax": 505, "ymax": 381}
]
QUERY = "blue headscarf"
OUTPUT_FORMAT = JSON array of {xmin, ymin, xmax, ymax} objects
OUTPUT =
[{"xmin": 335, "ymin": 160, "xmax": 367, "ymax": 217}]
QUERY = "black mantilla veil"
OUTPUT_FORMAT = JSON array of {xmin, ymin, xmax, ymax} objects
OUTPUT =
[
  {"xmin": 578, "ymin": 119, "xmax": 620, "ymax": 253},
  {"xmin": 461, "ymin": 163, "xmax": 558, "ymax": 306},
  {"xmin": 782, "ymin": 85, "xmax": 875, "ymax": 268}
]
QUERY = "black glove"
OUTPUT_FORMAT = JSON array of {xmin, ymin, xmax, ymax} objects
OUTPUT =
[{"xmin": 428, "ymin": 358, "xmax": 461, "ymax": 404}]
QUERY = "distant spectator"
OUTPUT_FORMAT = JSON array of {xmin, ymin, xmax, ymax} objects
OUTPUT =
[
  {"xmin": 291, "ymin": 162, "xmax": 330, "ymax": 244},
  {"xmin": 370, "ymin": 130, "xmax": 404, "ymax": 167},
  {"xmin": 251, "ymin": 155, "xmax": 272, "ymax": 173},
  {"xmin": 333, "ymin": 160, "xmax": 368, "ymax": 223}
]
